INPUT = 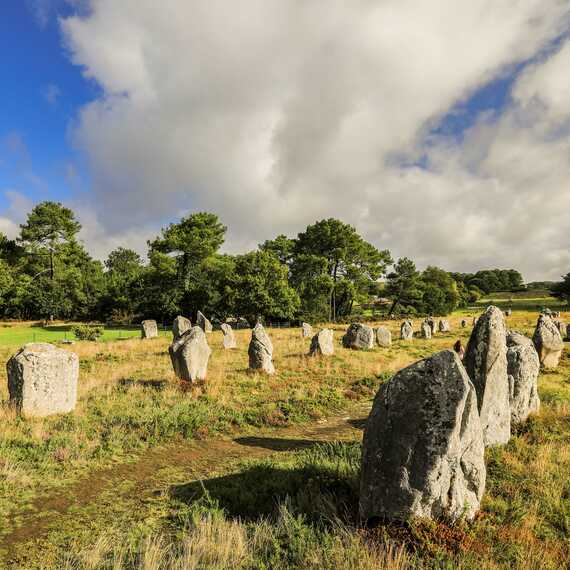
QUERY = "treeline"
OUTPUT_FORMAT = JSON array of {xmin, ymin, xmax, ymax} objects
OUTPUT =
[{"xmin": 0, "ymin": 201, "xmax": 529, "ymax": 323}]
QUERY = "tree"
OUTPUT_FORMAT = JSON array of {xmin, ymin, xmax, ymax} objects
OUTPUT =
[
  {"xmin": 552, "ymin": 273, "xmax": 570, "ymax": 305},
  {"xmin": 292, "ymin": 219, "xmax": 392, "ymax": 320},
  {"xmin": 420, "ymin": 266, "xmax": 460, "ymax": 315},
  {"xmin": 385, "ymin": 258, "xmax": 422, "ymax": 315},
  {"xmin": 259, "ymin": 235, "xmax": 296, "ymax": 266},
  {"xmin": 232, "ymin": 251, "xmax": 299, "ymax": 325}
]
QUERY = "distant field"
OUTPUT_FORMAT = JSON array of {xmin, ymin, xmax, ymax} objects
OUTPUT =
[
  {"xmin": 476, "ymin": 288, "xmax": 566, "ymax": 311},
  {"xmin": 0, "ymin": 323, "xmax": 168, "ymax": 347}
]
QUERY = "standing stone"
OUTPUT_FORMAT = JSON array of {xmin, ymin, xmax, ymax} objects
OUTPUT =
[
  {"xmin": 221, "ymin": 323, "xmax": 237, "ymax": 349},
  {"xmin": 375, "ymin": 326, "xmax": 392, "ymax": 348},
  {"xmin": 172, "ymin": 316, "xmax": 191, "ymax": 340},
  {"xmin": 505, "ymin": 308, "xmax": 512, "ymax": 317},
  {"xmin": 464, "ymin": 305, "xmax": 510, "ymax": 446},
  {"xmin": 7, "ymin": 343, "xmax": 79, "ymax": 417},
  {"xmin": 169, "ymin": 326, "xmax": 211, "ymax": 382},
  {"xmin": 248, "ymin": 323, "xmax": 275, "ymax": 374},
  {"xmin": 461, "ymin": 319, "xmax": 467, "ymax": 328},
  {"xmin": 472, "ymin": 317, "xmax": 478, "ymax": 326},
  {"xmin": 427, "ymin": 317, "xmax": 437, "ymax": 335},
  {"xmin": 360, "ymin": 350, "xmax": 485, "ymax": 523},
  {"xmin": 400, "ymin": 320, "xmax": 413, "ymax": 340},
  {"xmin": 342, "ymin": 324, "xmax": 374, "ymax": 350},
  {"xmin": 141, "ymin": 319, "xmax": 158, "ymax": 339},
  {"xmin": 532, "ymin": 315, "xmax": 564, "ymax": 369},
  {"xmin": 438, "ymin": 319, "xmax": 451, "ymax": 333},
  {"xmin": 309, "ymin": 329, "xmax": 334, "ymax": 356},
  {"xmin": 554, "ymin": 320, "xmax": 567, "ymax": 340},
  {"xmin": 420, "ymin": 321, "xmax": 432, "ymax": 339},
  {"xmin": 506, "ymin": 331, "xmax": 540, "ymax": 424},
  {"xmin": 301, "ymin": 322, "xmax": 313, "ymax": 338},
  {"xmin": 196, "ymin": 311, "xmax": 213, "ymax": 333}
]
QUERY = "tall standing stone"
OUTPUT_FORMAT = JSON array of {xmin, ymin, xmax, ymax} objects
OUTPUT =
[
  {"xmin": 301, "ymin": 322, "xmax": 313, "ymax": 338},
  {"xmin": 427, "ymin": 317, "xmax": 437, "ymax": 335},
  {"xmin": 400, "ymin": 320, "xmax": 413, "ymax": 341},
  {"xmin": 532, "ymin": 315, "xmax": 564, "ymax": 369},
  {"xmin": 506, "ymin": 331, "xmax": 540, "ymax": 424},
  {"xmin": 172, "ymin": 316, "xmax": 191, "ymax": 340},
  {"xmin": 196, "ymin": 311, "xmax": 213, "ymax": 333},
  {"xmin": 375, "ymin": 326, "xmax": 392, "ymax": 348},
  {"xmin": 221, "ymin": 323, "xmax": 237, "ymax": 349},
  {"xmin": 464, "ymin": 305, "xmax": 510, "ymax": 446},
  {"xmin": 438, "ymin": 319, "xmax": 451, "ymax": 333},
  {"xmin": 309, "ymin": 329, "xmax": 334, "ymax": 356},
  {"xmin": 420, "ymin": 321, "xmax": 432, "ymax": 339},
  {"xmin": 248, "ymin": 323, "xmax": 275, "ymax": 374},
  {"xmin": 7, "ymin": 343, "xmax": 79, "ymax": 417},
  {"xmin": 169, "ymin": 326, "xmax": 211, "ymax": 382},
  {"xmin": 141, "ymin": 320, "xmax": 158, "ymax": 339},
  {"xmin": 342, "ymin": 324, "xmax": 374, "ymax": 350},
  {"xmin": 360, "ymin": 350, "xmax": 485, "ymax": 523}
]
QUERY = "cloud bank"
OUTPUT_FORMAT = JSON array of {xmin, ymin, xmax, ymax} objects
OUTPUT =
[{"xmin": 54, "ymin": 0, "xmax": 570, "ymax": 279}]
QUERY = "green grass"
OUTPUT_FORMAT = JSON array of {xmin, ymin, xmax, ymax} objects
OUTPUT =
[{"xmin": 0, "ymin": 324, "xmax": 169, "ymax": 347}]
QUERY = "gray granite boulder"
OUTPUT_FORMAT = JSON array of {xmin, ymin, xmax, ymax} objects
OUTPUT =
[
  {"xmin": 301, "ymin": 322, "xmax": 313, "ymax": 338},
  {"xmin": 169, "ymin": 326, "xmax": 211, "ymax": 382},
  {"xmin": 342, "ymin": 324, "xmax": 374, "ymax": 350},
  {"xmin": 532, "ymin": 315, "xmax": 564, "ymax": 369},
  {"xmin": 309, "ymin": 329, "xmax": 334, "ymax": 356},
  {"xmin": 420, "ymin": 321, "xmax": 432, "ymax": 339},
  {"xmin": 172, "ymin": 316, "xmax": 191, "ymax": 340},
  {"xmin": 375, "ymin": 326, "xmax": 392, "ymax": 348},
  {"xmin": 196, "ymin": 311, "xmax": 213, "ymax": 333},
  {"xmin": 400, "ymin": 320, "xmax": 413, "ymax": 341},
  {"xmin": 360, "ymin": 350, "xmax": 485, "ymax": 523},
  {"xmin": 141, "ymin": 319, "xmax": 158, "ymax": 339},
  {"xmin": 7, "ymin": 343, "xmax": 79, "ymax": 417},
  {"xmin": 221, "ymin": 323, "xmax": 237, "ymax": 349},
  {"xmin": 427, "ymin": 317, "xmax": 437, "ymax": 335},
  {"xmin": 506, "ymin": 331, "xmax": 540, "ymax": 424},
  {"xmin": 248, "ymin": 323, "xmax": 275, "ymax": 374},
  {"xmin": 464, "ymin": 305, "xmax": 510, "ymax": 446},
  {"xmin": 438, "ymin": 319, "xmax": 451, "ymax": 333}
]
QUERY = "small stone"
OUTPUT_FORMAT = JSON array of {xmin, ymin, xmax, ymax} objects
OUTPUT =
[
  {"xmin": 301, "ymin": 322, "xmax": 313, "ymax": 338},
  {"xmin": 420, "ymin": 321, "xmax": 432, "ymax": 339},
  {"xmin": 169, "ymin": 326, "xmax": 211, "ymax": 382},
  {"xmin": 248, "ymin": 323, "xmax": 275, "ymax": 373},
  {"xmin": 400, "ymin": 320, "xmax": 413, "ymax": 341},
  {"xmin": 464, "ymin": 305, "xmax": 510, "ymax": 446},
  {"xmin": 427, "ymin": 317, "xmax": 437, "ymax": 334},
  {"xmin": 360, "ymin": 350, "xmax": 485, "ymax": 523},
  {"xmin": 196, "ymin": 311, "xmax": 213, "ymax": 333},
  {"xmin": 7, "ymin": 343, "xmax": 79, "ymax": 417},
  {"xmin": 141, "ymin": 320, "xmax": 158, "ymax": 339},
  {"xmin": 438, "ymin": 319, "xmax": 451, "ymax": 333},
  {"xmin": 309, "ymin": 329, "xmax": 334, "ymax": 356},
  {"xmin": 506, "ymin": 331, "xmax": 540, "ymax": 424},
  {"xmin": 172, "ymin": 316, "xmax": 191, "ymax": 340},
  {"xmin": 375, "ymin": 326, "xmax": 392, "ymax": 347},
  {"xmin": 532, "ymin": 315, "xmax": 564, "ymax": 369},
  {"xmin": 505, "ymin": 309, "xmax": 512, "ymax": 317},
  {"xmin": 221, "ymin": 323, "xmax": 237, "ymax": 349},
  {"xmin": 342, "ymin": 324, "xmax": 374, "ymax": 349},
  {"xmin": 461, "ymin": 319, "xmax": 467, "ymax": 328}
]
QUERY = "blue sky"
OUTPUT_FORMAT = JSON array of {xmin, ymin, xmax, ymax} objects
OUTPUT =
[
  {"xmin": 0, "ymin": 1, "xmax": 95, "ymax": 211},
  {"xmin": 0, "ymin": 1, "xmax": 568, "ymax": 280}
]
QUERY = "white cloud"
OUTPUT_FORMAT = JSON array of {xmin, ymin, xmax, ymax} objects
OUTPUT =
[{"xmin": 60, "ymin": 0, "xmax": 570, "ymax": 280}]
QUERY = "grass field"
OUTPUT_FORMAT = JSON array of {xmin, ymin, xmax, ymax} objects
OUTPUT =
[
  {"xmin": 475, "ymin": 289, "xmax": 566, "ymax": 312},
  {"xmin": 0, "ymin": 323, "xmax": 167, "ymax": 347},
  {"xmin": 0, "ymin": 309, "xmax": 569, "ymax": 568}
]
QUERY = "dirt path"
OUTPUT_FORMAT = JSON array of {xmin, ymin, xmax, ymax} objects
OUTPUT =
[{"xmin": 0, "ymin": 402, "xmax": 370, "ymax": 566}]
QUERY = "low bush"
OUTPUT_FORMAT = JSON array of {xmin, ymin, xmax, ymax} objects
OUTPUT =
[{"xmin": 71, "ymin": 324, "xmax": 104, "ymax": 341}]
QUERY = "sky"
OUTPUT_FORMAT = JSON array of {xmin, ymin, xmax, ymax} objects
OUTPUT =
[{"xmin": 1, "ymin": 0, "xmax": 569, "ymax": 282}]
